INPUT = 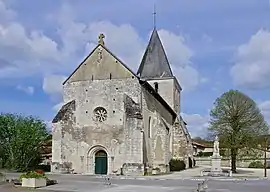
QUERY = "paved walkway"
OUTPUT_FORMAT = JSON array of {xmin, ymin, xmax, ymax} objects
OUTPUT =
[
  {"xmin": 2, "ymin": 166, "xmax": 270, "ymax": 181},
  {"xmin": 113, "ymin": 166, "xmax": 270, "ymax": 180},
  {"xmin": 2, "ymin": 176, "xmax": 270, "ymax": 192}
]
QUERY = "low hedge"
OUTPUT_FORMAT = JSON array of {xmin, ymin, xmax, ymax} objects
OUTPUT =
[
  {"xmin": 36, "ymin": 165, "xmax": 51, "ymax": 172},
  {"xmin": 248, "ymin": 161, "xmax": 264, "ymax": 168},
  {"xmin": 169, "ymin": 159, "xmax": 186, "ymax": 171}
]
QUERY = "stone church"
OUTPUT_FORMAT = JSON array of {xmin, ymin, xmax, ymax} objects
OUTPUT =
[{"xmin": 51, "ymin": 28, "xmax": 194, "ymax": 175}]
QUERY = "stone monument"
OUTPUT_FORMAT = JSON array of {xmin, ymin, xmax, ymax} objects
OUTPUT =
[
  {"xmin": 200, "ymin": 136, "xmax": 232, "ymax": 177},
  {"xmin": 210, "ymin": 136, "xmax": 222, "ymax": 174}
]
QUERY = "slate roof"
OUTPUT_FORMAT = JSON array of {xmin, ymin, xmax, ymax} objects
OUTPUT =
[
  {"xmin": 52, "ymin": 100, "xmax": 75, "ymax": 123},
  {"xmin": 137, "ymin": 28, "xmax": 173, "ymax": 79}
]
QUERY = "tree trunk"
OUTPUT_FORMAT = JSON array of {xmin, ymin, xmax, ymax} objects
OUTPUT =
[{"xmin": 231, "ymin": 148, "xmax": 237, "ymax": 173}]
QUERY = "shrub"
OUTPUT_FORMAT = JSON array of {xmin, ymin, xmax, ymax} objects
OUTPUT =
[
  {"xmin": 36, "ymin": 165, "xmax": 51, "ymax": 172},
  {"xmin": 169, "ymin": 159, "xmax": 186, "ymax": 171},
  {"xmin": 152, "ymin": 167, "xmax": 160, "ymax": 171},
  {"xmin": 197, "ymin": 151, "xmax": 213, "ymax": 157},
  {"xmin": 248, "ymin": 161, "xmax": 264, "ymax": 168},
  {"xmin": 19, "ymin": 171, "xmax": 47, "ymax": 181}
]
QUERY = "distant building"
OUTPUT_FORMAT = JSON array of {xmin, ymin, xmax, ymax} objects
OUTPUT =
[{"xmin": 192, "ymin": 141, "xmax": 213, "ymax": 156}]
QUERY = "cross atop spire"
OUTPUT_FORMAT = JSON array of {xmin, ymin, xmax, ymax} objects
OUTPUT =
[{"xmin": 153, "ymin": 4, "xmax": 157, "ymax": 29}]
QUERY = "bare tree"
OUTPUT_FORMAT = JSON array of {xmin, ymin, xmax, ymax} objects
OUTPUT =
[{"xmin": 208, "ymin": 90, "xmax": 268, "ymax": 173}]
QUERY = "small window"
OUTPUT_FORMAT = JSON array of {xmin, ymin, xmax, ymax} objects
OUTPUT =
[
  {"xmin": 166, "ymin": 127, "xmax": 169, "ymax": 135},
  {"xmin": 93, "ymin": 107, "xmax": 107, "ymax": 122},
  {"xmin": 148, "ymin": 117, "xmax": 151, "ymax": 138},
  {"xmin": 109, "ymin": 73, "xmax": 112, "ymax": 79},
  {"xmin": 154, "ymin": 82, "xmax": 158, "ymax": 92}
]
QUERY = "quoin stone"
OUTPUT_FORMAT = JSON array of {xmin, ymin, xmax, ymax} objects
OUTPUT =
[{"xmin": 51, "ymin": 28, "xmax": 194, "ymax": 175}]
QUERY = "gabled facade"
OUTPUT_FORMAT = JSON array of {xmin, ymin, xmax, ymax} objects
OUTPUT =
[{"xmin": 51, "ymin": 30, "xmax": 193, "ymax": 175}]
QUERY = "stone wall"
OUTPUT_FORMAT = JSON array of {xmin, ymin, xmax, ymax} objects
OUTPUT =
[
  {"xmin": 141, "ymin": 85, "xmax": 174, "ymax": 174},
  {"xmin": 52, "ymin": 78, "xmax": 143, "ymax": 175},
  {"xmin": 51, "ymin": 43, "xmax": 191, "ymax": 176},
  {"xmin": 195, "ymin": 157, "xmax": 270, "ymax": 168}
]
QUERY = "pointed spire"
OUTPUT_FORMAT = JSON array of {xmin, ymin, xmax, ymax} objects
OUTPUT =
[{"xmin": 137, "ymin": 28, "xmax": 173, "ymax": 78}]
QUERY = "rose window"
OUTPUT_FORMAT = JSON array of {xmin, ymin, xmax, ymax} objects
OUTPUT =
[{"xmin": 94, "ymin": 107, "xmax": 107, "ymax": 122}]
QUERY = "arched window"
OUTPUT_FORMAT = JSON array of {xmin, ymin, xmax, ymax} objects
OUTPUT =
[{"xmin": 148, "ymin": 117, "xmax": 151, "ymax": 138}]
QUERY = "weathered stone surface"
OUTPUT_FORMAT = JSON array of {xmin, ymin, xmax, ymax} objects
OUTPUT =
[{"xmin": 51, "ymin": 31, "xmax": 194, "ymax": 176}]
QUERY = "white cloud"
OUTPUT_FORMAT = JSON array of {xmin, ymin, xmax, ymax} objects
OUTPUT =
[
  {"xmin": 44, "ymin": 120, "xmax": 52, "ymax": 132},
  {"xmin": 158, "ymin": 30, "xmax": 205, "ymax": 90},
  {"xmin": 0, "ymin": 0, "xmax": 16, "ymax": 23},
  {"xmin": 231, "ymin": 29, "xmax": 270, "ymax": 89},
  {"xmin": 0, "ymin": 0, "xmax": 206, "ymax": 117},
  {"xmin": 259, "ymin": 100, "xmax": 270, "ymax": 124},
  {"xmin": 181, "ymin": 113, "xmax": 209, "ymax": 138},
  {"xmin": 42, "ymin": 75, "xmax": 66, "ymax": 102},
  {"xmin": 0, "ymin": 1, "xmax": 203, "ymax": 92},
  {"xmin": 52, "ymin": 102, "xmax": 64, "ymax": 111},
  {"xmin": 0, "ymin": 19, "xmax": 63, "ymax": 79},
  {"xmin": 48, "ymin": 4, "xmax": 203, "ymax": 91},
  {"xmin": 16, "ymin": 85, "xmax": 34, "ymax": 95}
]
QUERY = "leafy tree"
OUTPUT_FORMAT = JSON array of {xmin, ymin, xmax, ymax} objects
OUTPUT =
[
  {"xmin": 0, "ymin": 113, "xmax": 49, "ymax": 171},
  {"xmin": 208, "ymin": 90, "xmax": 268, "ymax": 173}
]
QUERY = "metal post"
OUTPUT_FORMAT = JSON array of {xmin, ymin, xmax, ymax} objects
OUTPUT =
[{"xmin": 264, "ymin": 147, "xmax": 267, "ymax": 178}]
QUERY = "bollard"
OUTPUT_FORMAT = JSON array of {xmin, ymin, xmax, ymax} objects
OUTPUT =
[
  {"xmin": 196, "ymin": 180, "xmax": 208, "ymax": 192},
  {"xmin": 202, "ymin": 180, "xmax": 208, "ymax": 190},
  {"xmin": 103, "ymin": 175, "xmax": 112, "ymax": 185},
  {"xmin": 196, "ymin": 183, "xmax": 202, "ymax": 192}
]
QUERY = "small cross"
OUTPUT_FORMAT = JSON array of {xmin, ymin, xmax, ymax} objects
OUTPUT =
[{"xmin": 98, "ymin": 33, "xmax": 105, "ymax": 45}]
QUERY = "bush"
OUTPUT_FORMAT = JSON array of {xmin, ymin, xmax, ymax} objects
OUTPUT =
[
  {"xmin": 169, "ymin": 159, "xmax": 186, "ymax": 171},
  {"xmin": 152, "ymin": 167, "xmax": 160, "ymax": 171},
  {"xmin": 197, "ymin": 151, "xmax": 213, "ymax": 157},
  {"xmin": 36, "ymin": 165, "xmax": 51, "ymax": 172},
  {"xmin": 19, "ymin": 171, "xmax": 47, "ymax": 181},
  {"xmin": 248, "ymin": 161, "xmax": 264, "ymax": 168}
]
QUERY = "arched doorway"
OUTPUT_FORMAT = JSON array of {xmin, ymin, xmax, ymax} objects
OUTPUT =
[{"xmin": 95, "ymin": 150, "xmax": 108, "ymax": 174}]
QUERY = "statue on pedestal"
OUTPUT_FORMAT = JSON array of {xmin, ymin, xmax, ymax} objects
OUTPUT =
[{"xmin": 213, "ymin": 135, "xmax": 220, "ymax": 155}]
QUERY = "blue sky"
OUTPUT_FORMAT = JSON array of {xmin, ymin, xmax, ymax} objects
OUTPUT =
[{"xmin": 0, "ymin": 0, "xmax": 270, "ymax": 137}]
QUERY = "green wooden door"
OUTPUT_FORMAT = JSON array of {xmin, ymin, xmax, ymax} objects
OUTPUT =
[{"xmin": 95, "ymin": 150, "xmax": 107, "ymax": 174}]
